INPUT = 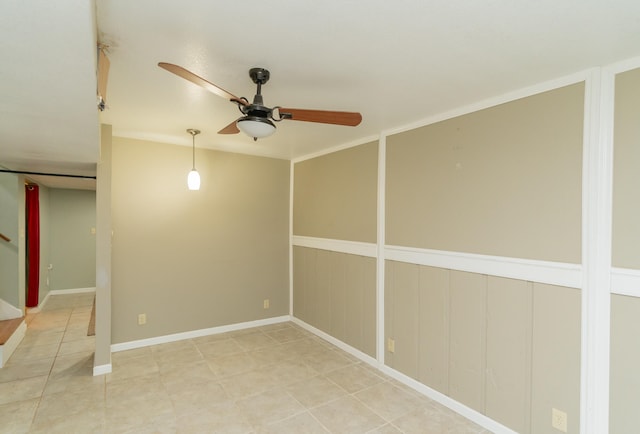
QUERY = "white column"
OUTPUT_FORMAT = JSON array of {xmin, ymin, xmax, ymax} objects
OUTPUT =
[{"xmin": 580, "ymin": 67, "xmax": 614, "ymax": 434}]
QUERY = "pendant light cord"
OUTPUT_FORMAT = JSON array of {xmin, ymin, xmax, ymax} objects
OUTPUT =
[{"xmin": 187, "ymin": 128, "xmax": 200, "ymax": 170}]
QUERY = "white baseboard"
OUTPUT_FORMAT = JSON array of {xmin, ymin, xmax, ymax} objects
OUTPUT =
[
  {"xmin": 93, "ymin": 363, "xmax": 112, "ymax": 376},
  {"xmin": 291, "ymin": 317, "xmax": 378, "ymax": 367},
  {"xmin": 28, "ymin": 287, "xmax": 96, "ymax": 314},
  {"xmin": 0, "ymin": 320, "xmax": 26, "ymax": 368},
  {"xmin": 293, "ymin": 316, "xmax": 516, "ymax": 434},
  {"xmin": 49, "ymin": 287, "xmax": 96, "ymax": 295},
  {"xmin": 111, "ymin": 315, "xmax": 291, "ymax": 353}
]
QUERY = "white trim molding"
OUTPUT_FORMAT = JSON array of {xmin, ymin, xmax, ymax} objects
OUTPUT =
[
  {"xmin": 386, "ymin": 245, "xmax": 582, "ymax": 288},
  {"xmin": 379, "ymin": 364, "xmax": 518, "ymax": 434},
  {"xmin": 49, "ymin": 287, "xmax": 96, "ymax": 294},
  {"xmin": 111, "ymin": 315, "xmax": 290, "ymax": 353},
  {"xmin": 0, "ymin": 320, "xmax": 26, "ymax": 368},
  {"xmin": 292, "ymin": 317, "xmax": 378, "ymax": 367},
  {"xmin": 580, "ymin": 66, "xmax": 614, "ymax": 434},
  {"xmin": 611, "ymin": 267, "xmax": 640, "ymax": 298},
  {"xmin": 93, "ymin": 363, "xmax": 112, "ymax": 376},
  {"xmin": 292, "ymin": 235, "xmax": 377, "ymax": 258}
]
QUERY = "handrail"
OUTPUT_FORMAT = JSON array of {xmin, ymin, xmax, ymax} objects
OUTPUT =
[{"xmin": 0, "ymin": 233, "xmax": 10, "ymax": 242}]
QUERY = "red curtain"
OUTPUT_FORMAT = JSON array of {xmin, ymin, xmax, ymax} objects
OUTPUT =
[{"xmin": 26, "ymin": 184, "xmax": 40, "ymax": 307}]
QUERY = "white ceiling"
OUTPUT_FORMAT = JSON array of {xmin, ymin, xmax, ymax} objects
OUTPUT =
[{"xmin": 2, "ymin": 1, "xmax": 640, "ymax": 186}]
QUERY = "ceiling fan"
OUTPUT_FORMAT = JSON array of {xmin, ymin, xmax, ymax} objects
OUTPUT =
[{"xmin": 158, "ymin": 62, "xmax": 362, "ymax": 141}]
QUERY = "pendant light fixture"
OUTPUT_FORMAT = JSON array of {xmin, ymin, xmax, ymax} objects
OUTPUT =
[{"xmin": 187, "ymin": 128, "xmax": 201, "ymax": 190}]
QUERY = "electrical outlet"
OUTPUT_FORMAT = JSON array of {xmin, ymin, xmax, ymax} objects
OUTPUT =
[
  {"xmin": 387, "ymin": 338, "xmax": 395, "ymax": 353},
  {"xmin": 552, "ymin": 408, "xmax": 568, "ymax": 432},
  {"xmin": 263, "ymin": 299, "xmax": 270, "ymax": 309},
  {"xmin": 138, "ymin": 313, "xmax": 147, "ymax": 325}
]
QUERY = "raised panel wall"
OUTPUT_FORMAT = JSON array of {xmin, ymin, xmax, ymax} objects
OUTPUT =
[
  {"xmin": 385, "ymin": 261, "xmax": 581, "ymax": 434},
  {"xmin": 293, "ymin": 246, "xmax": 376, "ymax": 357}
]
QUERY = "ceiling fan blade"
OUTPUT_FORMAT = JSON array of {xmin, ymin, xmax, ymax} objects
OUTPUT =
[
  {"xmin": 218, "ymin": 119, "xmax": 240, "ymax": 134},
  {"xmin": 278, "ymin": 108, "xmax": 362, "ymax": 126},
  {"xmin": 158, "ymin": 62, "xmax": 247, "ymax": 105}
]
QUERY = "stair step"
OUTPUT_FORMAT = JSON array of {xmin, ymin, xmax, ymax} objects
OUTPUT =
[{"xmin": 0, "ymin": 317, "xmax": 24, "ymax": 345}]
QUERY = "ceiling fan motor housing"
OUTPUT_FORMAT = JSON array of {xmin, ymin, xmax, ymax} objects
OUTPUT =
[{"xmin": 249, "ymin": 68, "xmax": 270, "ymax": 85}]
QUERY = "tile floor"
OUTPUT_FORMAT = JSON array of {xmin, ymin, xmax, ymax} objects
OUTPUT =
[{"xmin": 0, "ymin": 293, "xmax": 490, "ymax": 433}]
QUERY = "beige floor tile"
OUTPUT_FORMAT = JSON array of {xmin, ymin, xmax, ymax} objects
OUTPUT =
[
  {"xmin": 325, "ymin": 363, "xmax": 386, "ymax": 393},
  {"xmin": 311, "ymin": 395, "xmax": 386, "ymax": 434},
  {"xmin": 354, "ymin": 381, "xmax": 425, "ymax": 422},
  {"xmin": 60, "ymin": 326, "xmax": 92, "ymax": 342},
  {"xmin": 105, "ymin": 385, "xmax": 175, "ymax": 433},
  {"xmin": 153, "ymin": 344, "xmax": 204, "ymax": 371},
  {"xmin": 106, "ymin": 372, "xmax": 165, "ymax": 404},
  {"xmin": 261, "ymin": 410, "xmax": 330, "ymax": 434},
  {"xmin": 268, "ymin": 357, "xmax": 319, "ymax": 385},
  {"xmin": 167, "ymin": 378, "xmax": 229, "ymax": 414},
  {"xmin": 105, "ymin": 405, "xmax": 176, "ymax": 434},
  {"xmin": 30, "ymin": 408, "xmax": 106, "ymax": 434},
  {"xmin": 0, "ymin": 375, "xmax": 48, "ymax": 405},
  {"xmin": 219, "ymin": 368, "xmax": 280, "ymax": 399},
  {"xmin": 286, "ymin": 375, "xmax": 347, "ymax": 408},
  {"xmin": 110, "ymin": 346, "xmax": 153, "ymax": 361},
  {"xmin": 9, "ymin": 342, "xmax": 60, "ymax": 362},
  {"xmin": 160, "ymin": 360, "xmax": 217, "ymax": 390},
  {"xmin": 0, "ymin": 357, "xmax": 55, "ymax": 383},
  {"xmin": 176, "ymin": 401, "xmax": 252, "ymax": 434},
  {"xmin": 231, "ymin": 331, "xmax": 279, "ymax": 351},
  {"xmin": 248, "ymin": 344, "xmax": 297, "ymax": 367},
  {"xmin": 302, "ymin": 348, "xmax": 355, "ymax": 373},
  {"xmin": 367, "ymin": 423, "xmax": 404, "ymax": 433},
  {"xmin": 150, "ymin": 339, "xmax": 196, "ymax": 355},
  {"xmin": 391, "ymin": 402, "xmax": 486, "ymax": 434},
  {"xmin": 0, "ymin": 398, "xmax": 39, "ymax": 434},
  {"xmin": 264, "ymin": 326, "xmax": 310, "ymax": 343},
  {"xmin": 44, "ymin": 370, "xmax": 105, "ymax": 396},
  {"xmin": 195, "ymin": 337, "xmax": 245, "ymax": 358},
  {"xmin": 207, "ymin": 351, "xmax": 259, "ymax": 378},
  {"xmin": 34, "ymin": 386, "xmax": 106, "ymax": 430},
  {"xmin": 20, "ymin": 330, "xmax": 64, "ymax": 347},
  {"xmin": 279, "ymin": 338, "xmax": 329, "ymax": 357},
  {"xmin": 236, "ymin": 387, "xmax": 306, "ymax": 428},
  {"xmin": 57, "ymin": 336, "xmax": 95, "ymax": 356},
  {"xmin": 106, "ymin": 354, "xmax": 159, "ymax": 383}
]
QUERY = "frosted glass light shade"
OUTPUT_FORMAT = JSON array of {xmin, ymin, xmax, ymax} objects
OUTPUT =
[
  {"xmin": 187, "ymin": 169, "xmax": 200, "ymax": 190},
  {"xmin": 237, "ymin": 117, "xmax": 276, "ymax": 139}
]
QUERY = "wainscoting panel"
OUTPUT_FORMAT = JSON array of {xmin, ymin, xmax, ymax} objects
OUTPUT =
[
  {"xmin": 384, "ymin": 260, "xmax": 581, "ymax": 434},
  {"xmin": 417, "ymin": 265, "xmax": 450, "ymax": 394},
  {"xmin": 610, "ymin": 293, "xmax": 640, "ymax": 434},
  {"xmin": 292, "ymin": 246, "xmax": 376, "ymax": 357},
  {"xmin": 485, "ymin": 276, "xmax": 533, "ymax": 434},
  {"xmin": 449, "ymin": 270, "xmax": 487, "ymax": 413},
  {"xmin": 530, "ymin": 283, "xmax": 581, "ymax": 434}
]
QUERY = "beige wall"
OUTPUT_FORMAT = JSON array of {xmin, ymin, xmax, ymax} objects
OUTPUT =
[
  {"xmin": 385, "ymin": 261, "xmax": 581, "ymax": 434},
  {"xmin": 293, "ymin": 246, "xmax": 376, "ymax": 357},
  {"xmin": 612, "ymin": 68, "xmax": 640, "ymax": 269},
  {"xmin": 386, "ymin": 83, "xmax": 584, "ymax": 263},
  {"xmin": 610, "ymin": 294, "xmax": 640, "ymax": 434},
  {"xmin": 0, "ymin": 172, "xmax": 20, "ymax": 307},
  {"xmin": 293, "ymin": 141, "xmax": 378, "ymax": 243},
  {"xmin": 49, "ymin": 188, "xmax": 96, "ymax": 290},
  {"xmin": 110, "ymin": 137, "xmax": 290, "ymax": 343},
  {"xmin": 610, "ymin": 67, "xmax": 640, "ymax": 434}
]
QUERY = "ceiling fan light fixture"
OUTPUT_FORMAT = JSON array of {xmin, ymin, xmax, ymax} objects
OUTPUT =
[{"xmin": 237, "ymin": 116, "xmax": 276, "ymax": 140}]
